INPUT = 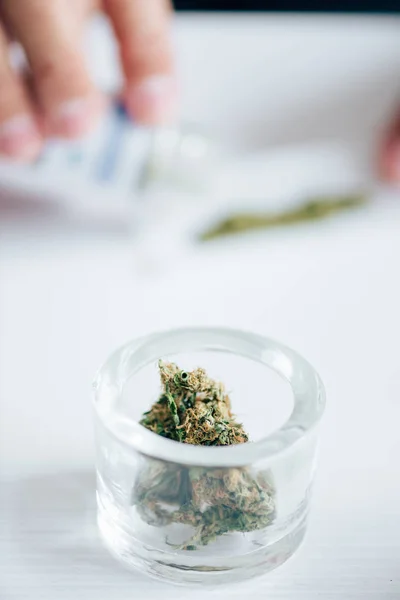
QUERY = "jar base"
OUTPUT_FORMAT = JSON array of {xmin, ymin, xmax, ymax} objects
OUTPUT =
[{"xmin": 98, "ymin": 506, "xmax": 307, "ymax": 586}]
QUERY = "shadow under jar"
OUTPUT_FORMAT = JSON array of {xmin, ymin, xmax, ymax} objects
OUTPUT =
[{"xmin": 92, "ymin": 327, "xmax": 325, "ymax": 586}]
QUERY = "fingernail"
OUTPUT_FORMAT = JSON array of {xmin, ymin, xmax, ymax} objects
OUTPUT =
[
  {"xmin": 50, "ymin": 96, "xmax": 102, "ymax": 138},
  {"xmin": 0, "ymin": 115, "xmax": 42, "ymax": 161},
  {"xmin": 126, "ymin": 75, "xmax": 177, "ymax": 125}
]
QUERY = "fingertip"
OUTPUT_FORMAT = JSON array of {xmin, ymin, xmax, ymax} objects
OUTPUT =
[
  {"xmin": 0, "ymin": 115, "xmax": 43, "ymax": 162},
  {"xmin": 45, "ymin": 93, "xmax": 106, "ymax": 139},
  {"xmin": 382, "ymin": 143, "xmax": 400, "ymax": 184},
  {"xmin": 380, "ymin": 110, "xmax": 400, "ymax": 184},
  {"xmin": 124, "ymin": 75, "xmax": 177, "ymax": 125}
]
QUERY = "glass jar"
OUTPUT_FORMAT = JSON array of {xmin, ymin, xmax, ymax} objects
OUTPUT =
[{"xmin": 92, "ymin": 327, "xmax": 325, "ymax": 585}]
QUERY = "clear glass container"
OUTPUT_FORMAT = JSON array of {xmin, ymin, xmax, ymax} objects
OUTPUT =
[{"xmin": 92, "ymin": 327, "xmax": 325, "ymax": 585}]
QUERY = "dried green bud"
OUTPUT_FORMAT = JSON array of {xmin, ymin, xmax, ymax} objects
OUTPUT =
[
  {"xmin": 140, "ymin": 360, "xmax": 248, "ymax": 446},
  {"xmin": 134, "ymin": 361, "xmax": 276, "ymax": 549}
]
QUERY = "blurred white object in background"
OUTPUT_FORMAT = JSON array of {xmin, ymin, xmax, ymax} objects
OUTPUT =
[
  {"xmin": 0, "ymin": 102, "xmax": 216, "ymax": 228},
  {"xmin": 141, "ymin": 122, "xmax": 216, "ymax": 194}
]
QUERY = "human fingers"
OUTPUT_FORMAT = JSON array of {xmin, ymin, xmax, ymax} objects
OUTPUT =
[
  {"xmin": 2, "ymin": 0, "xmax": 103, "ymax": 138},
  {"xmin": 104, "ymin": 0, "xmax": 176, "ymax": 125},
  {"xmin": 0, "ymin": 23, "xmax": 42, "ymax": 160}
]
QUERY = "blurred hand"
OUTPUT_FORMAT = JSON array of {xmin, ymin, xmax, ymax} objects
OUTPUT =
[
  {"xmin": 381, "ymin": 109, "xmax": 400, "ymax": 185},
  {"xmin": 0, "ymin": 0, "xmax": 175, "ymax": 160}
]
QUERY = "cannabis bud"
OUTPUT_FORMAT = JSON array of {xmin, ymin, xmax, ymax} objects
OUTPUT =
[{"xmin": 132, "ymin": 361, "xmax": 275, "ymax": 549}]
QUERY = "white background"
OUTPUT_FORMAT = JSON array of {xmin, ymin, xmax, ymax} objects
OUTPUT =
[{"xmin": 1, "ymin": 13, "xmax": 400, "ymax": 600}]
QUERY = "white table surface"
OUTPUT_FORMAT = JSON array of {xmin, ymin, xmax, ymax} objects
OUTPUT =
[{"xmin": 1, "ymin": 13, "xmax": 400, "ymax": 600}]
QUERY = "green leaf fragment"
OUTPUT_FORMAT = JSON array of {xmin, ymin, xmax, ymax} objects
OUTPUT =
[{"xmin": 199, "ymin": 193, "xmax": 368, "ymax": 241}]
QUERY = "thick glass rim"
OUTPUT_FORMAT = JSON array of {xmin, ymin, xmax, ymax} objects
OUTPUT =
[{"xmin": 92, "ymin": 327, "xmax": 325, "ymax": 467}]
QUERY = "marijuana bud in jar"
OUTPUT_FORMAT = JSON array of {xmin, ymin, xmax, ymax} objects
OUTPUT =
[{"xmin": 132, "ymin": 361, "xmax": 276, "ymax": 549}]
